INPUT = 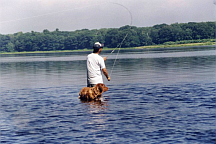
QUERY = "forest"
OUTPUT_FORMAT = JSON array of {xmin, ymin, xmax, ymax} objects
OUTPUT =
[{"xmin": 0, "ymin": 21, "xmax": 215, "ymax": 52}]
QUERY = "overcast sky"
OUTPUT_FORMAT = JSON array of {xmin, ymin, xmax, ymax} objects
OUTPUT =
[{"xmin": 0, "ymin": 0, "xmax": 215, "ymax": 34}]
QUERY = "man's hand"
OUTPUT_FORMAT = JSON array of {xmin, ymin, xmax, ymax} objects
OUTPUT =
[
  {"xmin": 103, "ymin": 57, "xmax": 107, "ymax": 61},
  {"xmin": 107, "ymin": 77, "xmax": 111, "ymax": 81}
]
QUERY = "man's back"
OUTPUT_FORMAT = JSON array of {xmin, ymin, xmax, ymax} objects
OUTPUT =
[{"xmin": 87, "ymin": 53, "xmax": 106, "ymax": 85}]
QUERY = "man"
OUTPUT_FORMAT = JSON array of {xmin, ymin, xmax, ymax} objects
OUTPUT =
[{"xmin": 86, "ymin": 42, "xmax": 110, "ymax": 87}]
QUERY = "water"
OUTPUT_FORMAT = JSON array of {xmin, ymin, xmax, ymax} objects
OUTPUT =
[{"xmin": 0, "ymin": 46, "xmax": 216, "ymax": 143}]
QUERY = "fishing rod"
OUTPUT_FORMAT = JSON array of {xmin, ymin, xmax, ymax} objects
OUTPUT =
[
  {"xmin": 106, "ymin": 2, "xmax": 133, "ymax": 77},
  {"xmin": 107, "ymin": 2, "xmax": 133, "ymax": 56}
]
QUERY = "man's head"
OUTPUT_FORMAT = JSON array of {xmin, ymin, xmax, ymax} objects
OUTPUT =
[{"xmin": 93, "ymin": 42, "xmax": 104, "ymax": 53}]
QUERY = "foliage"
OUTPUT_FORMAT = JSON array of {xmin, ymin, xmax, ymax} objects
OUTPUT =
[{"xmin": 0, "ymin": 21, "xmax": 215, "ymax": 52}]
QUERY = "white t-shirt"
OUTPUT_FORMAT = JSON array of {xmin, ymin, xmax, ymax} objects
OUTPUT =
[{"xmin": 87, "ymin": 53, "xmax": 106, "ymax": 85}]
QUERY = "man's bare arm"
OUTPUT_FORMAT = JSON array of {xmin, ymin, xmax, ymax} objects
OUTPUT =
[
  {"xmin": 102, "ymin": 68, "xmax": 110, "ymax": 81},
  {"xmin": 103, "ymin": 57, "xmax": 107, "ymax": 61}
]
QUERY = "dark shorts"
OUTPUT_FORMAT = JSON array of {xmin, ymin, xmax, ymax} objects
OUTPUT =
[{"xmin": 87, "ymin": 84, "xmax": 96, "ymax": 87}]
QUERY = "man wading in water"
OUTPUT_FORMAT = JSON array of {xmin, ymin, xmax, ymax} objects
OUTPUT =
[{"xmin": 86, "ymin": 42, "xmax": 111, "ymax": 87}]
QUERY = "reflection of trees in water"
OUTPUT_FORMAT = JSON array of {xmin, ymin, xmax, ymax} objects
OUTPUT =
[
  {"xmin": 0, "ymin": 60, "xmax": 87, "ymax": 87},
  {"xmin": 113, "ymin": 56, "xmax": 216, "ymax": 72},
  {"xmin": 106, "ymin": 55, "xmax": 216, "ymax": 83},
  {"xmin": 0, "ymin": 60, "xmax": 86, "ymax": 73}
]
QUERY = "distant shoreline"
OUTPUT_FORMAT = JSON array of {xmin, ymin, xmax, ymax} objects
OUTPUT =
[{"xmin": 0, "ymin": 41, "xmax": 215, "ymax": 55}]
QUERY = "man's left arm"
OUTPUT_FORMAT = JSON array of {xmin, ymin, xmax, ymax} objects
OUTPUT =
[{"xmin": 102, "ymin": 68, "xmax": 110, "ymax": 81}]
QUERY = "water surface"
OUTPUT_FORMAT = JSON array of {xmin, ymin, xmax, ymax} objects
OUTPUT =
[{"xmin": 0, "ymin": 46, "xmax": 216, "ymax": 143}]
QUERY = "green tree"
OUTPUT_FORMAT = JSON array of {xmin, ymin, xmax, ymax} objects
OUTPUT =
[
  {"xmin": 0, "ymin": 21, "xmax": 215, "ymax": 53},
  {"xmin": 5, "ymin": 42, "xmax": 15, "ymax": 52}
]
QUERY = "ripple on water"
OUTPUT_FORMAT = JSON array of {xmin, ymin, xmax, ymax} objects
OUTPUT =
[{"xmin": 0, "ymin": 82, "xmax": 216, "ymax": 143}]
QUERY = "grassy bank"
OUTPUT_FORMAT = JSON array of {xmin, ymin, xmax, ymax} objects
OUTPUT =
[
  {"xmin": 0, "ymin": 40, "xmax": 215, "ymax": 55},
  {"xmin": 135, "ymin": 41, "xmax": 215, "ymax": 49},
  {"xmin": 0, "ymin": 49, "xmax": 90, "ymax": 55}
]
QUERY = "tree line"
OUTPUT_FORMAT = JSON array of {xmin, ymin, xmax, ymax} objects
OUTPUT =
[{"xmin": 0, "ymin": 21, "xmax": 215, "ymax": 52}]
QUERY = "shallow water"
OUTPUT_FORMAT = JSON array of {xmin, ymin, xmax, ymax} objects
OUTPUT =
[{"xmin": 0, "ymin": 46, "xmax": 216, "ymax": 143}]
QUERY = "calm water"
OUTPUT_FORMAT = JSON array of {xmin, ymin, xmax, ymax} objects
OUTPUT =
[{"xmin": 0, "ymin": 46, "xmax": 216, "ymax": 143}]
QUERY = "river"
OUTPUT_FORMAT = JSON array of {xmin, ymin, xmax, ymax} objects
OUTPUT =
[{"xmin": 0, "ymin": 46, "xmax": 216, "ymax": 143}]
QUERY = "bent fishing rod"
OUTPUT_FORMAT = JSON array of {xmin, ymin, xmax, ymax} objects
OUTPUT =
[{"xmin": 106, "ymin": 2, "xmax": 133, "ymax": 77}]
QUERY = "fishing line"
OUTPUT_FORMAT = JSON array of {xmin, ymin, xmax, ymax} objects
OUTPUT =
[
  {"xmin": 0, "ymin": 2, "xmax": 108, "ymax": 24},
  {"xmin": 0, "ymin": 1, "xmax": 132, "ymax": 77}
]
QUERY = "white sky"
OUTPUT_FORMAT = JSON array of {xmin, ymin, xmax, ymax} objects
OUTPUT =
[{"xmin": 0, "ymin": 0, "xmax": 215, "ymax": 34}]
